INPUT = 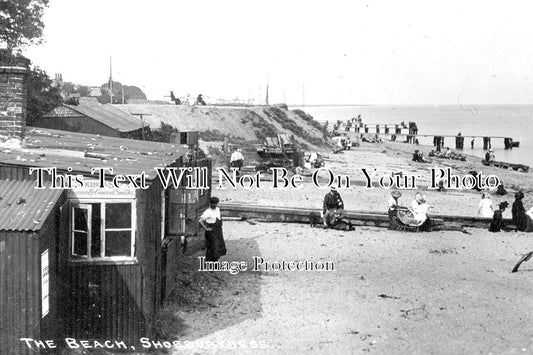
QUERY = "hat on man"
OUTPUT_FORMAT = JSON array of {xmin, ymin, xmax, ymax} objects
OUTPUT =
[
  {"xmin": 391, "ymin": 190, "xmax": 402, "ymax": 198},
  {"xmin": 330, "ymin": 186, "xmax": 337, "ymax": 191},
  {"xmin": 209, "ymin": 197, "xmax": 220, "ymax": 204}
]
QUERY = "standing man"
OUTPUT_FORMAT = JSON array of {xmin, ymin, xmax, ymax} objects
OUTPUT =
[
  {"xmin": 471, "ymin": 138, "xmax": 475, "ymax": 149},
  {"xmin": 322, "ymin": 186, "xmax": 344, "ymax": 228},
  {"xmin": 230, "ymin": 147, "xmax": 244, "ymax": 176}
]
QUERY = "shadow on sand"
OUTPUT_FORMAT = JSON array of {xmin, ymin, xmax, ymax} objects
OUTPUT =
[{"xmin": 155, "ymin": 235, "xmax": 263, "ymax": 345}]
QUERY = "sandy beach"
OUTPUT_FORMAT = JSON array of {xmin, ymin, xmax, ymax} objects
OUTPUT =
[{"xmin": 159, "ymin": 141, "xmax": 533, "ymax": 355}]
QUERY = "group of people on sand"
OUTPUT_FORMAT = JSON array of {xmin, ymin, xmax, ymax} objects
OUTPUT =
[
  {"xmin": 478, "ymin": 191, "xmax": 533, "ymax": 232},
  {"xmin": 412, "ymin": 150, "xmax": 431, "ymax": 163},
  {"xmin": 388, "ymin": 191, "xmax": 433, "ymax": 231},
  {"xmin": 429, "ymin": 147, "xmax": 467, "ymax": 161}
]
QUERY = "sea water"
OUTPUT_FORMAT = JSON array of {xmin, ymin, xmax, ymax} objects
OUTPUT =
[{"xmin": 291, "ymin": 105, "xmax": 533, "ymax": 167}]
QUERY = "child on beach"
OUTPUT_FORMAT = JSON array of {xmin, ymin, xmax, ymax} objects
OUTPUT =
[
  {"xmin": 478, "ymin": 193, "xmax": 494, "ymax": 218},
  {"xmin": 489, "ymin": 201, "xmax": 509, "ymax": 232}
]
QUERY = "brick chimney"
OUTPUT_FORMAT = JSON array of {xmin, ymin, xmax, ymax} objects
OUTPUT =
[{"xmin": 0, "ymin": 52, "xmax": 30, "ymax": 145}]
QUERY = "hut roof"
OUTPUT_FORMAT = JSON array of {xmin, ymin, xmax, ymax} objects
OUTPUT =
[
  {"xmin": 41, "ymin": 104, "xmax": 144, "ymax": 133},
  {"xmin": 0, "ymin": 127, "xmax": 188, "ymax": 180},
  {"xmin": 0, "ymin": 179, "xmax": 64, "ymax": 231}
]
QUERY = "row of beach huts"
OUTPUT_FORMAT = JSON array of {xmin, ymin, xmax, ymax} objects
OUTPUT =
[{"xmin": 0, "ymin": 55, "xmax": 209, "ymax": 353}]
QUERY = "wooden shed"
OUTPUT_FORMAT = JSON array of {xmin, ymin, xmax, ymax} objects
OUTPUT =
[
  {"xmin": 0, "ymin": 128, "xmax": 211, "ymax": 351},
  {"xmin": 0, "ymin": 180, "xmax": 66, "ymax": 355},
  {"xmin": 32, "ymin": 104, "xmax": 148, "ymax": 140}
]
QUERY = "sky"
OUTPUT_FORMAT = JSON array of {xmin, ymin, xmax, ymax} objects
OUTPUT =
[{"xmin": 23, "ymin": 0, "xmax": 533, "ymax": 105}]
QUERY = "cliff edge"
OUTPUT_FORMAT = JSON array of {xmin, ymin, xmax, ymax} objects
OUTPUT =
[{"xmin": 114, "ymin": 104, "xmax": 326, "ymax": 150}]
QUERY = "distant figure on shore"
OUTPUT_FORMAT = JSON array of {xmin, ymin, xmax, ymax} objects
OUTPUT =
[
  {"xmin": 496, "ymin": 182, "xmax": 507, "ymax": 195},
  {"xmin": 170, "ymin": 91, "xmax": 181, "ymax": 105},
  {"xmin": 196, "ymin": 94, "xmax": 206, "ymax": 106},
  {"xmin": 444, "ymin": 147, "xmax": 452, "ymax": 158},
  {"xmin": 489, "ymin": 201, "xmax": 509, "ymax": 232},
  {"xmin": 412, "ymin": 150, "xmax": 429, "ymax": 163},
  {"xmin": 478, "ymin": 193, "xmax": 494, "ymax": 218},
  {"xmin": 489, "ymin": 149, "xmax": 495, "ymax": 161},
  {"xmin": 230, "ymin": 147, "xmax": 244, "ymax": 176},
  {"xmin": 471, "ymin": 138, "xmax": 475, "ymax": 149},
  {"xmin": 322, "ymin": 186, "xmax": 344, "ymax": 228},
  {"xmin": 485, "ymin": 149, "xmax": 495, "ymax": 163}
]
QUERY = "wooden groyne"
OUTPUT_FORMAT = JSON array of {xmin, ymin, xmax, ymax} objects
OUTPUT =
[{"xmin": 220, "ymin": 203, "xmax": 512, "ymax": 230}]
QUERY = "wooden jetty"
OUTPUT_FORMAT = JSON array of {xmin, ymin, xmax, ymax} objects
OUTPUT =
[
  {"xmin": 324, "ymin": 119, "xmax": 519, "ymax": 150},
  {"xmin": 220, "ymin": 203, "xmax": 514, "ymax": 230}
]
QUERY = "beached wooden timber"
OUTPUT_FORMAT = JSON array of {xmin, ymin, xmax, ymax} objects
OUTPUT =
[
  {"xmin": 220, "ymin": 203, "xmax": 514, "ymax": 230},
  {"xmin": 482, "ymin": 160, "xmax": 529, "ymax": 173}
]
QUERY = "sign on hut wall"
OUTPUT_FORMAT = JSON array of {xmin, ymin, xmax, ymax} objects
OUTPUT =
[
  {"xmin": 68, "ymin": 178, "xmax": 136, "ymax": 199},
  {"xmin": 41, "ymin": 249, "xmax": 49, "ymax": 318}
]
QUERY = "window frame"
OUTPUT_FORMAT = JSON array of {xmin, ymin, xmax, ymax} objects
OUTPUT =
[{"xmin": 69, "ymin": 198, "xmax": 137, "ymax": 263}]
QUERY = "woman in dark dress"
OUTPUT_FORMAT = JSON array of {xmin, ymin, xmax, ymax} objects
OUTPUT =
[
  {"xmin": 489, "ymin": 201, "xmax": 509, "ymax": 232},
  {"xmin": 512, "ymin": 191, "xmax": 533, "ymax": 232},
  {"xmin": 198, "ymin": 197, "xmax": 226, "ymax": 261}
]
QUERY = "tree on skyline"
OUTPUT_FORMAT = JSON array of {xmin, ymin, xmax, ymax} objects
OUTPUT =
[
  {"xmin": 26, "ymin": 65, "xmax": 62, "ymax": 124},
  {"xmin": 0, "ymin": 0, "xmax": 50, "ymax": 52}
]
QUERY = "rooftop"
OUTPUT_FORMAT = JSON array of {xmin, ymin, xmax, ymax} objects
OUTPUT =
[
  {"xmin": 0, "ymin": 179, "xmax": 64, "ymax": 231},
  {"xmin": 41, "ymin": 104, "xmax": 145, "ymax": 133},
  {"xmin": 0, "ymin": 127, "xmax": 187, "ymax": 179}
]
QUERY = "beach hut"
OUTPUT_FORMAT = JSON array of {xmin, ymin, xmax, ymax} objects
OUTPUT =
[
  {"xmin": 0, "ymin": 180, "xmax": 66, "ymax": 355},
  {"xmin": 0, "ymin": 54, "xmax": 210, "ymax": 352},
  {"xmin": 0, "ymin": 129, "xmax": 211, "ymax": 350}
]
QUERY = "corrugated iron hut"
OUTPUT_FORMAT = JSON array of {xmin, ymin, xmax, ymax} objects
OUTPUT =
[
  {"xmin": 0, "ymin": 53, "xmax": 211, "ymax": 353},
  {"xmin": 0, "ymin": 128, "xmax": 211, "ymax": 352},
  {"xmin": 0, "ymin": 180, "xmax": 66, "ymax": 354}
]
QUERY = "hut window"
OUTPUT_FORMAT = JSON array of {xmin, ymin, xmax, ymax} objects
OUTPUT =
[{"xmin": 71, "ymin": 201, "xmax": 135, "ymax": 260}]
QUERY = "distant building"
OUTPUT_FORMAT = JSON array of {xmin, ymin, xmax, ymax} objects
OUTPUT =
[
  {"xmin": 33, "ymin": 103, "xmax": 149, "ymax": 140},
  {"xmin": 88, "ymin": 86, "xmax": 102, "ymax": 97}
]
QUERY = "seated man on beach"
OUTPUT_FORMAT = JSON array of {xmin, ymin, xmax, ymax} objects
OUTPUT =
[{"xmin": 322, "ymin": 186, "xmax": 344, "ymax": 228}]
